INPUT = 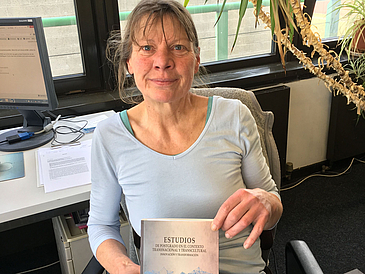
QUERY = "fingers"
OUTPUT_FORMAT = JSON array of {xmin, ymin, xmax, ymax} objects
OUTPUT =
[
  {"xmin": 211, "ymin": 189, "xmax": 248, "ymax": 231},
  {"xmin": 223, "ymin": 204, "xmax": 267, "ymax": 249},
  {"xmin": 224, "ymin": 203, "xmax": 258, "ymax": 238},
  {"xmin": 211, "ymin": 188, "xmax": 271, "ymax": 249},
  {"xmin": 243, "ymin": 218, "xmax": 266, "ymax": 249}
]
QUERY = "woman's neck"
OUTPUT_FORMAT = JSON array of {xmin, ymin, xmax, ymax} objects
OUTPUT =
[{"xmin": 126, "ymin": 93, "xmax": 209, "ymax": 155}]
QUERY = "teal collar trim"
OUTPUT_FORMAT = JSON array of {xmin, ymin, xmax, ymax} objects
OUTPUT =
[
  {"xmin": 119, "ymin": 110, "xmax": 134, "ymax": 135},
  {"xmin": 119, "ymin": 96, "xmax": 213, "ymax": 137}
]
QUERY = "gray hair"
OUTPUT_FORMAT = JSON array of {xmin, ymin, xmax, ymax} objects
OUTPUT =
[{"xmin": 107, "ymin": 0, "xmax": 205, "ymax": 104}]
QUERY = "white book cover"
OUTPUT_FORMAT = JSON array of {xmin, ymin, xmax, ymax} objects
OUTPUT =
[{"xmin": 141, "ymin": 218, "xmax": 219, "ymax": 274}]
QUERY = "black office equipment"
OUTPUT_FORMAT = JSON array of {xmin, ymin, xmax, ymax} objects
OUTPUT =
[{"xmin": 0, "ymin": 17, "xmax": 58, "ymax": 152}]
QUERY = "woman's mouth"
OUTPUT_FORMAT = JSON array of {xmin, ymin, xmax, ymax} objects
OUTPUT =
[{"xmin": 149, "ymin": 78, "xmax": 177, "ymax": 85}]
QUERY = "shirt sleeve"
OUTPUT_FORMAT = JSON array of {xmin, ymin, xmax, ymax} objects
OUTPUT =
[
  {"xmin": 237, "ymin": 102, "xmax": 280, "ymax": 200},
  {"xmin": 87, "ymin": 122, "xmax": 125, "ymax": 256}
]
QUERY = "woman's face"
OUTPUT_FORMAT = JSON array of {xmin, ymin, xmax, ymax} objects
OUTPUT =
[{"xmin": 127, "ymin": 15, "xmax": 200, "ymax": 104}]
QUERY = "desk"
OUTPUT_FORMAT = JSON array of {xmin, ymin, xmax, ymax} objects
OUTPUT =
[{"xmin": 0, "ymin": 110, "xmax": 115, "ymax": 232}]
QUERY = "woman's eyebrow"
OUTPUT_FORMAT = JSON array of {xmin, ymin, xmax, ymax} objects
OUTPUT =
[
  {"xmin": 134, "ymin": 37, "xmax": 155, "ymax": 44},
  {"xmin": 165, "ymin": 37, "xmax": 191, "ymax": 44}
]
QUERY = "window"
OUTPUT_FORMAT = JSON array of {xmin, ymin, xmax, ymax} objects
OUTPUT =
[
  {"xmin": 117, "ymin": 0, "xmax": 274, "ymax": 65},
  {"xmin": 0, "ymin": 0, "xmax": 81, "ymax": 77},
  {"xmin": 0, "ymin": 0, "xmax": 342, "ymax": 96},
  {"xmin": 311, "ymin": 0, "xmax": 352, "ymax": 41},
  {"xmin": 0, "ymin": 0, "xmax": 105, "ymax": 95}
]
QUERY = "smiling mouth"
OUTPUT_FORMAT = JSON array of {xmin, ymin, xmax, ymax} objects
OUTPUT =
[{"xmin": 150, "ymin": 78, "xmax": 177, "ymax": 85}]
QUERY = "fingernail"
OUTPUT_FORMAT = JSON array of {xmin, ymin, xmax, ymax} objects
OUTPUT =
[
  {"xmin": 211, "ymin": 223, "xmax": 217, "ymax": 231},
  {"xmin": 243, "ymin": 242, "xmax": 249, "ymax": 249},
  {"xmin": 225, "ymin": 232, "xmax": 231, "ymax": 239}
]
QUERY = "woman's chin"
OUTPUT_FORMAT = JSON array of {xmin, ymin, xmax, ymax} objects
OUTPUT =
[{"xmin": 144, "ymin": 90, "xmax": 190, "ymax": 104}]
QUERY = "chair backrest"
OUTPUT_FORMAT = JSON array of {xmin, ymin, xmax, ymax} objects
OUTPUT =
[
  {"xmin": 121, "ymin": 87, "xmax": 281, "ymax": 266},
  {"xmin": 191, "ymin": 87, "xmax": 281, "ymax": 269},
  {"xmin": 191, "ymin": 87, "xmax": 281, "ymax": 190}
]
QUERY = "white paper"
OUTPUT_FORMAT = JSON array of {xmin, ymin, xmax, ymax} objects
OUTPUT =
[
  {"xmin": 84, "ymin": 114, "xmax": 109, "ymax": 129},
  {"xmin": 37, "ymin": 139, "xmax": 92, "ymax": 193}
]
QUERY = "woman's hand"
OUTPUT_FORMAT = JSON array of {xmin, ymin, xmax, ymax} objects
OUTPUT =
[
  {"xmin": 113, "ymin": 258, "xmax": 140, "ymax": 274},
  {"xmin": 211, "ymin": 188, "xmax": 282, "ymax": 249},
  {"xmin": 96, "ymin": 239, "xmax": 140, "ymax": 274}
]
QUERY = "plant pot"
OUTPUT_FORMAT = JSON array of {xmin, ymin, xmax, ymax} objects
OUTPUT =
[{"xmin": 351, "ymin": 21, "xmax": 365, "ymax": 53}]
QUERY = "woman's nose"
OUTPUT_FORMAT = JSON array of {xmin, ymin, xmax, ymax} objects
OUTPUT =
[{"xmin": 153, "ymin": 47, "xmax": 174, "ymax": 70}]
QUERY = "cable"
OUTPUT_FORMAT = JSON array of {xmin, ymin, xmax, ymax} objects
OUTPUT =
[
  {"xmin": 281, "ymin": 157, "xmax": 365, "ymax": 191},
  {"xmin": 51, "ymin": 118, "xmax": 88, "ymax": 145},
  {"xmin": 0, "ymin": 139, "xmax": 9, "ymax": 144},
  {"xmin": 0, "ymin": 115, "xmax": 61, "ymax": 146},
  {"xmin": 14, "ymin": 260, "xmax": 60, "ymax": 274},
  {"xmin": 0, "ymin": 132, "xmax": 35, "ymax": 146},
  {"xmin": 281, "ymin": 158, "xmax": 354, "ymax": 191},
  {"xmin": 355, "ymin": 157, "xmax": 365, "ymax": 164},
  {"xmin": 0, "ymin": 115, "xmax": 88, "ymax": 147},
  {"xmin": 46, "ymin": 110, "xmax": 76, "ymax": 120},
  {"xmin": 34, "ymin": 114, "xmax": 61, "ymax": 135}
]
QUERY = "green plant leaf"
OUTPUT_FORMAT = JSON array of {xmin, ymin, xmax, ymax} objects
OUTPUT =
[
  {"xmin": 215, "ymin": 0, "xmax": 228, "ymax": 27},
  {"xmin": 271, "ymin": 0, "xmax": 287, "ymax": 70},
  {"xmin": 231, "ymin": 0, "xmax": 249, "ymax": 51},
  {"xmin": 183, "ymin": 0, "xmax": 190, "ymax": 7},
  {"xmin": 255, "ymin": 0, "xmax": 262, "ymax": 28},
  {"xmin": 286, "ymin": 0, "xmax": 295, "ymax": 42},
  {"xmin": 269, "ymin": 0, "xmax": 276, "ymax": 37}
]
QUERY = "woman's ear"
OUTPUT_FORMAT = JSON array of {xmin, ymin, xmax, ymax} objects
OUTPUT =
[
  {"xmin": 194, "ymin": 47, "xmax": 200, "ymax": 74},
  {"xmin": 126, "ymin": 59, "xmax": 133, "ymax": 75}
]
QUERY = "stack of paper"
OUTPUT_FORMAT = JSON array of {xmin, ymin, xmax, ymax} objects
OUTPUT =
[{"xmin": 37, "ymin": 139, "xmax": 92, "ymax": 193}]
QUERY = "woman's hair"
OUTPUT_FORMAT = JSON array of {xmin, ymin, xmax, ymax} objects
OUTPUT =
[{"xmin": 107, "ymin": 0, "xmax": 206, "ymax": 104}]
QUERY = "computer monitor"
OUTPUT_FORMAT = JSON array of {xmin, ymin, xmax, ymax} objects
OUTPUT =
[{"xmin": 0, "ymin": 17, "xmax": 58, "ymax": 152}]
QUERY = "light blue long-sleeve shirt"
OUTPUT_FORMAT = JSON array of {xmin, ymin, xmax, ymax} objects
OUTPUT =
[{"xmin": 88, "ymin": 96, "xmax": 278, "ymax": 273}]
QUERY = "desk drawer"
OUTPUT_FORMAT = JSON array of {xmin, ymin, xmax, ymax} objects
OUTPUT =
[{"xmin": 52, "ymin": 215, "xmax": 92, "ymax": 274}]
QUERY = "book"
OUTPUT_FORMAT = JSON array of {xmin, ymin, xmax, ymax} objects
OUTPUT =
[{"xmin": 141, "ymin": 218, "xmax": 219, "ymax": 274}]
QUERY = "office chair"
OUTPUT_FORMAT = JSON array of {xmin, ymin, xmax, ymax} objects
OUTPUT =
[
  {"xmin": 82, "ymin": 87, "xmax": 282, "ymax": 274},
  {"xmin": 286, "ymin": 240, "xmax": 324, "ymax": 274},
  {"xmin": 192, "ymin": 87, "xmax": 281, "ymax": 274}
]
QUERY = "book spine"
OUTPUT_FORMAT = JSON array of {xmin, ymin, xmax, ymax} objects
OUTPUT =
[{"xmin": 140, "ymin": 220, "xmax": 145, "ymax": 273}]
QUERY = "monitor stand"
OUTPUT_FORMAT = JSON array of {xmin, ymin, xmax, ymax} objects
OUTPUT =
[{"xmin": 0, "ymin": 110, "xmax": 54, "ymax": 152}]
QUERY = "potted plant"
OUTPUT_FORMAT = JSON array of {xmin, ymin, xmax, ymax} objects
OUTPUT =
[
  {"xmin": 346, "ymin": 53, "xmax": 365, "ymax": 87},
  {"xmin": 184, "ymin": 0, "xmax": 365, "ymax": 114},
  {"xmin": 334, "ymin": 0, "xmax": 365, "ymax": 118},
  {"xmin": 333, "ymin": 0, "xmax": 365, "ymax": 57}
]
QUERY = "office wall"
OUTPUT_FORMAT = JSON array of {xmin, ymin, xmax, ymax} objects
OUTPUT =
[{"xmin": 285, "ymin": 77, "xmax": 332, "ymax": 169}]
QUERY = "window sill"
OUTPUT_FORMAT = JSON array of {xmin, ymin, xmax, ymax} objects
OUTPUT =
[
  {"xmin": 0, "ymin": 59, "xmax": 339, "ymax": 130},
  {"xmin": 207, "ymin": 59, "xmax": 318, "ymax": 89}
]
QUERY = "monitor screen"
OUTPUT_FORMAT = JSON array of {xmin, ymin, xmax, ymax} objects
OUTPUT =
[{"xmin": 0, "ymin": 17, "xmax": 58, "ymax": 152}]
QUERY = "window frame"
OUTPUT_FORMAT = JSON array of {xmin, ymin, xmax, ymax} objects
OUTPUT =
[
  {"xmin": 288, "ymin": 0, "xmax": 341, "ymax": 60},
  {"xmin": 54, "ymin": 0, "xmax": 344, "ymax": 94},
  {"xmin": 0, "ymin": 0, "xmax": 346, "ymax": 129},
  {"xmin": 53, "ymin": 0, "xmax": 107, "ymax": 95}
]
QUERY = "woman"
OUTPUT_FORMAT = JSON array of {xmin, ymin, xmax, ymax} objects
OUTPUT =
[{"xmin": 87, "ymin": 0, "xmax": 283, "ymax": 273}]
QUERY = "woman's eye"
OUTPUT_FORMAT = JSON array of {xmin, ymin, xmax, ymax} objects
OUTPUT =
[
  {"xmin": 141, "ymin": 45, "xmax": 152, "ymax": 51},
  {"xmin": 174, "ymin": 45, "xmax": 184, "ymax": 51}
]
